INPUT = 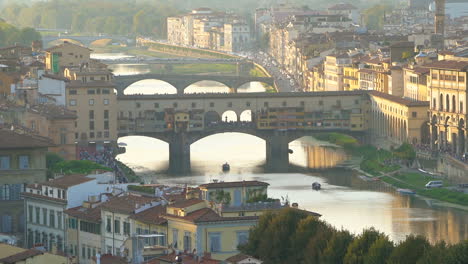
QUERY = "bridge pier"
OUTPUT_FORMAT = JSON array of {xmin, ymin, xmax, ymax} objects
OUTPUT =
[
  {"xmin": 265, "ymin": 132, "xmax": 290, "ymax": 172},
  {"xmin": 168, "ymin": 133, "xmax": 191, "ymax": 174}
]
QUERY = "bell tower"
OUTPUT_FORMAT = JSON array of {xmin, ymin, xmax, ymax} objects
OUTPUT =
[{"xmin": 434, "ymin": 0, "xmax": 445, "ymax": 35}]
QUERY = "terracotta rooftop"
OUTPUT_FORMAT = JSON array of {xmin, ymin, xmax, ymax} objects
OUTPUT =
[
  {"xmin": 0, "ymin": 130, "xmax": 53, "ymax": 149},
  {"xmin": 64, "ymin": 205, "xmax": 102, "ymax": 223},
  {"xmin": 199, "ymin": 181, "xmax": 269, "ymax": 189},
  {"xmin": 422, "ymin": 60, "xmax": 468, "ymax": 71},
  {"xmin": 67, "ymin": 80, "xmax": 115, "ymax": 88},
  {"xmin": 368, "ymin": 90, "xmax": 430, "ymax": 107},
  {"xmin": 406, "ymin": 66, "xmax": 430, "ymax": 75},
  {"xmin": 41, "ymin": 73, "xmax": 69, "ymax": 82},
  {"xmin": 129, "ymin": 204, "xmax": 167, "ymax": 225},
  {"xmin": 169, "ymin": 198, "xmax": 205, "ymax": 209},
  {"xmin": 101, "ymin": 194, "xmax": 158, "ymax": 214},
  {"xmin": 92, "ymin": 254, "xmax": 128, "ymax": 264},
  {"xmin": 42, "ymin": 174, "xmax": 94, "ymax": 189},
  {"xmin": 225, "ymin": 253, "xmax": 260, "ymax": 263},
  {"xmin": 45, "ymin": 41, "xmax": 92, "ymax": 52},
  {"xmin": 22, "ymin": 192, "xmax": 67, "ymax": 203},
  {"xmin": 166, "ymin": 207, "xmax": 259, "ymax": 224},
  {"xmin": 30, "ymin": 104, "xmax": 77, "ymax": 120},
  {"xmin": 0, "ymin": 249, "xmax": 43, "ymax": 264},
  {"xmin": 146, "ymin": 252, "xmax": 221, "ymax": 264}
]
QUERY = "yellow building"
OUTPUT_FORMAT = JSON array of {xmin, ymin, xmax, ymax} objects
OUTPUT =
[
  {"xmin": 0, "ymin": 130, "xmax": 52, "ymax": 243},
  {"xmin": 324, "ymin": 54, "xmax": 352, "ymax": 91},
  {"xmin": 66, "ymin": 80, "xmax": 117, "ymax": 148},
  {"xmin": 427, "ymin": 60, "xmax": 468, "ymax": 155},
  {"xmin": 369, "ymin": 90, "xmax": 430, "ymax": 147},
  {"xmin": 0, "ymin": 243, "xmax": 67, "ymax": 264},
  {"xmin": 45, "ymin": 42, "xmax": 92, "ymax": 75},
  {"xmin": 343, "ymin": 66, "xmax": 360, "ymax": 91},
  {"xmin": 403, "ymin": 66, "xmax": 430, "ymax": 101}
]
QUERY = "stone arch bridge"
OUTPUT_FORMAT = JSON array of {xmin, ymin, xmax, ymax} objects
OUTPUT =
[
  {"xmin": 114, "ymin": 74, "xmax": 276, "ymax": 95},
  {"xmin": 42, "ymin": 35, "xmax": 129, "ymax": 47},
  {"xmin": 116, "ymin": 91, "xmax": 369, "ymax": 174}
]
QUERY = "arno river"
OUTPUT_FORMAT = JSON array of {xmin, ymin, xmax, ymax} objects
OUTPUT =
[{"xmin": 94, "ymin": 53, "xmax": 468, "ymax": 244}]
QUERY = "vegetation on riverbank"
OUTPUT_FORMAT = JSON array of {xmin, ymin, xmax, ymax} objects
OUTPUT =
[
  {"xmin": 115, "ymin": 160, "xmax": 139, "ymax": 182},
  {"xmin": 46, "ymin": 153, "xmax": 111, "ymax": 177},
  {"xmin": 381, "ymin": 173, "xmax": 468, "ymax": 206},
  {"xmin": 240, "ymin": 208, "xmax": 468, "ymax": 264}
]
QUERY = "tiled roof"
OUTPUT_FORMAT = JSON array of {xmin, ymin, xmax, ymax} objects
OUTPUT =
[
  {"xmin": 42, "ymin": 174, "xmax": 94, "ymax": 189},
  {"xmin": 22, "ymin": 192, "xmax": 66, "ymax": 203},
  {"xmin": 368, "ymin": 90, "xmax": 430, "ymax": 107},
  {"xmin": 101, "ymin": 194, "xmax": 158, "ymax": 214},
  {"xmin": 30, "ymin": 104, "xmax": 77, "ymax": 120},
  {"xmin": 422, "ymin": 60, "xmax": 468, "ymax": 71},
  {"xmin": 67, "ymin": 80, "xmax": 115, "ymax": 88},
  {"xmin": 64, "ymin": 205, "xmax": 102, "ymax": 223},
  {"xmin": 129, "ymin": 205, "xmax": 167, "ymax": 225},
  {"xmin": 169, "ymin": 198, "xmax": 205, "ymax": 208},
  {"xmin": 199, "ymin": 181, "xmax": 269, "ymax": 189},
  {"xmin": 92, "ymin": 254, "xmax": 128, "ymax": 264},
  {"xmin": 166, "ymin": 208, "xmax": 259, "ymax": 223},
  {"xmin": 45, "ymin": 42, "xmax": 92, "ymax": 52},
  {"xmin": 41, "ymin": 73, "xmax": 69, "ymax": 82},
  {"xmin": 0, "ymin": 249, "xmax": 43, "ymax": 264},
  {"xmin": 406, "ymin": 66, "xmax": 430, "ymax": 75},
  {"xmin": 225, "ymin": 253, "xmax": 259, "ymax": 263},
  {"xmin": 146, "ymin": 252, "xmax": 221, "ymax": 264},
  {"xmin": 0, "ymin": 130, "xmax": 53, "ymax": 149}
]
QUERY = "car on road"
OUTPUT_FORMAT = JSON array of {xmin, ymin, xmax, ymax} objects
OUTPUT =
[{"xmin": 425, "ymin": 180, "xmax": 443, "ymax": 188}]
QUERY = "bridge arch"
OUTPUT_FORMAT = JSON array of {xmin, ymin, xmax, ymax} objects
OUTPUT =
[
  {"xmin": 47, "ymin": 38, "xmax": 85, "ymax": 47},
  {"xmin": 122, "ymin": 79, "xmax": 178, "ymax": 95},
  {"xmin": 221, "ymin": 110, "xmax": 238, "ymax": 122},
  {"xmin": 237, "ymin": 81, "xmax": 274, "ymax": 93},
  {"xmin": 204, "ymin": 111, "xmax": 221, "ymax": 127},
  {"xmin": 184, "ymin": 80, "xmax": 232, "ymax": 94},
  {"xmin": 239, "ymin": 110, "xmax": 253, "ymax": 122}
]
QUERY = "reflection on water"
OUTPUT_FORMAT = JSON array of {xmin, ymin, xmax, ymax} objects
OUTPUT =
[{"xmin": 117, "ymin": 134, "xmax": 468, "ymax": 244}]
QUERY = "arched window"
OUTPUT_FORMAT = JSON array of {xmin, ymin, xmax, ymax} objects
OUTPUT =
[
  {"xmin": 461, "ymin": 101, "xmax": 464, "ymax": 114},
  {"xmin": 440, "ymin": 94, "xmax": 444, "ymax": 111},
  {"xmin": 452, "ymin": 95, "xmax": 456, "ymax": 112},
  {"xmin": 446, "ymin": 94, "xmax": 450, "ymax": 112},
  {"xmin": 433, "ymin": 98, "xmax": 436, "ymax": 110}
]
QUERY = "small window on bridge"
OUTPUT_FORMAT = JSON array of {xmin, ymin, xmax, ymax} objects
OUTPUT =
[
  {"xmin": 246, "ymin": 102, "xmax": 251, "ymax": 107},
  {"xmin": 136, "ymin": 103, "xmax": 141, "ymax": 108},
  {"xmin": 282, "ymin": 101, "xmax": 287, "ymax": 107},
  {"xmin": 192, "ymin": 103, "xmax": 196, "ymax": 108},
  {"xmin": 228, "ymin": 102, "xmax": 233, "ymax": 107},
  {"xmin": 210, "ymin": 102, "xmax": 214, "ymax": 107},
  {"xmin": 87, "ymin": 89, "xmax": 95, "ymax": 95},
  {"xmin": 154, "ymin": 103, "xmax": 159, "ymax": 108},
  {"xmin": 173, "ymin": 102, "xmax": 178, "ymax": 108},
  {"xmin": 264, "ymin": 102, "xmax": 269, "ymax": 107},
  {"xmin": 319, "ymin": 100, "xmax": 323, "ymax": 106},
  {"xmin": 300, "ymin": 101, "xmax": 305, "ymax": 106}
]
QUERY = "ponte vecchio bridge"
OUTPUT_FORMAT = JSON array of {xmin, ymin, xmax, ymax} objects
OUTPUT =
[
  {"xmin": 114, "ymin": 74, "xmax": 276, "ymax": 95},
  {"xmin": 116, "ymin": 91, "xmax": 369, "ymax": 174}
]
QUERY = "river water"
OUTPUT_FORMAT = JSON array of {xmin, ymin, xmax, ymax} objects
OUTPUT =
[{"xmin": 95, "ymin": 52, "xmax": 468, "ymax": 244}]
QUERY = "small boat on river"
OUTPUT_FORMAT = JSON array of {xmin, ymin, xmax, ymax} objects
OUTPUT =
[
  {"xmin": 312, "ymin": 182, "xmax": 321, "ymax": 190},
  {"xmin": 222, "ymin": 162, "xmax": 230, "ymax": 172},
  {"xmin": 397, "ymin": 188, "xmax": 416, "ymax": 195}
]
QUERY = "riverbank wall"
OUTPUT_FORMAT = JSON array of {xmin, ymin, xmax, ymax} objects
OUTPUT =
[{"xmin": 437, "ymin": 155, "xmax": 468, "ymax": 183}]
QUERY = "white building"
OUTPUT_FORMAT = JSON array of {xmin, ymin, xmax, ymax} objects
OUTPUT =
[
  {"xmin": 22, "ymin": 173, "xmax": 126, "ymax": 252},
  {"xmin": 38, "ymin": 74, "xmax": 68, "ymax": 106}
]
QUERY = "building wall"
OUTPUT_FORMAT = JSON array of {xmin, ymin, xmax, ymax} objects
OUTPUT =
[
  {"xmin": 66, "ymin": 84, "xmax": 117, "ymax": 145},
  {"xmin": 38, "ymin": 77, "xmax": 66, "ymax": 106},
  {"xmin": 45, "ymin": 44, "xmax": 91, "ymax": 74},
  {"xmin": 0, "ymin": 72, "xmax": 16, "ymax": 95}
]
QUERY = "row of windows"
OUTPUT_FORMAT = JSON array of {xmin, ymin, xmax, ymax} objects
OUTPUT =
[
  {"xmin": 433, "ymin": 94, "xmax": 465, "ymax": 114},
  {"xmin": 89, "ymin": 110, "xmax": 109, "ymax": 119},
  {"xmin": 89, "ymin": 121, "xmax": 110, "ymax": 130},
  {"xmin": 106, "ymin": 217, "xmax": 131, "ymax": 235},
  {"xmin": 135, "ymin": 99, "xmax": 354, "ymax": 109},
  {"xmin": 29, "ymin": 206, "xmax": 63, "ymax": 229},
  {"xmin": 432, "ymin": 73, "xmax": 465, "ymax": 82},
  {"xmin": 0, "ymin": 155, "xmax": 30, "ymax": 170},
  {"xmin": 0, "ymin": 184, "xmax": 24, "ymax": 201},
  {"xmin": 69, "ymin": 88, "xmax": 111, "ymax": 95},
  {"xmin": 69, "ymin": 99, "xmax": 109, "ymax": 106},
  {"xmin": 74, "ymin": 131, "xmax": 110, "ymax": 140}
]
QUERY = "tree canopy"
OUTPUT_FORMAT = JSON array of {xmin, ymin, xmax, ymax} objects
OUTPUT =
[
  {"xmin": 0, "ymin": 20, "xmax": 41, "ymax": 47},
  {"xmin": 240, "ymin": 208, "xmax": 468, "ymax": 264}
]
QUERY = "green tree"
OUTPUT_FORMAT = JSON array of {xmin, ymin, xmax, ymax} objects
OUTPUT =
[
  {"xmin": 320, "ymin": 230, "xmax": 354, "ymax": 264},
  {"xmin": 344, "ymin": 228, "xmax": 385, "ymax": 264},
  {"xmin": 445, "ymin": 240, "xmax": 468, "ymax": 264},
  {"xmin": 387, "ymin": 235, "xmax": 431, "ymax": 264},
  {"xmin": 363, "ymin": 236, "xmax": 394, "ymax": 264},
  {"xmin": 416, "ymin": 241, "xmax": 447, "ymax": 264}
]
